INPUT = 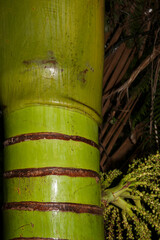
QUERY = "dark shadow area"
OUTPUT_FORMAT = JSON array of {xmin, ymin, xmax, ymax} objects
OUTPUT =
[{"xmin": 0, "ymin": 109, "xmax": 4, "ymax": 236}]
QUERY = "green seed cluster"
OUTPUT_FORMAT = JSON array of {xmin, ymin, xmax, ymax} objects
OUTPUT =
[
  {"xmin": 116, "ymin": 210, "xmax": 123, "ymax": 240},
  {"xmin": 101, "ymin": 169, "xmax": 122, "ymax": 189},
  {"xmin": 131, "ymin": 214, "xmax": 151, "ymax": 240},
  {"xmin": 122, "ymin": 211, "xmax": 134, "ymax": 239},
  {"xmin": 107, "ymin": 208, "xmax": 117, "ymax": 240},
  {"xmin": 101, "ymin": 153, "xmax": 160, "ymax": 239},
  {"xmin": 134, "ymin": 206, "xmax": 160, "ymax": 234}
]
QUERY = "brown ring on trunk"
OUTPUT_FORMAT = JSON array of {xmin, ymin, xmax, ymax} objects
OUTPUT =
[
  {"xmin": 10, "ymin": 237, "xmax": 68, "ymax": 240},
  {"xmin": 10, "ymin": 238, "xmax": 68, "ymax": 240},
  {"xmin": 4, "ymin": 132, "xmax": 99, "ymax": 149},
  {"xmin": 4, "ymin": 202, "xmax": 103, "ymax": 215},
  {"xmin": 4, "ymin": 167, "xmax": 100, "ymax": 181}
]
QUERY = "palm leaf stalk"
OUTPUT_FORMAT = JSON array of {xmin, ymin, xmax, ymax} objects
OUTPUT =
[
  {"xmin": 0, "ymin": 1, "xmax": 104, "ymax": 239},
  {"xmin": 101, "ymin": 153, "xmax": 160, "ymax": 239}
]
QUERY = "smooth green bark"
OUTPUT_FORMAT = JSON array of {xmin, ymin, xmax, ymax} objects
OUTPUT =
[{"xmin": 0, "ymin": 0, "xmax": 104, "ymax": 123}]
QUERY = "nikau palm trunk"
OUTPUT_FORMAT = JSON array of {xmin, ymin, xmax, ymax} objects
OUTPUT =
[{"xmin": 0, "ymin": 1, "xmax": 104, "ymax": 239}]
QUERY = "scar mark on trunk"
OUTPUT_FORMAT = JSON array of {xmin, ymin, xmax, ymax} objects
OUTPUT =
[
  {"xmin": 4, "ymin": 167, "xmax": 100, "ymax": 180},
  {"xmin": 4, "ymin": 202, "xmax": 103, "ymax": 215},
  {"xmin": 4, "ymin": 132, "xmax": 99, "ymax": 149}
]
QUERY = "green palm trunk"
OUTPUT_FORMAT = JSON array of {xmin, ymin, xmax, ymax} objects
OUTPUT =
[{"xmin": 0, "ymin": 1, "xmax": 104, "ymax": 239}]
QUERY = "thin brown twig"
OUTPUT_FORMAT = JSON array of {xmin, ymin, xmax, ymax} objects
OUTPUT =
[
  {"xmin": 150, "ymin": 29, "xmax": 160, "ymax": 135},
  {"xmin": 103, "ymin": 45, "xmax": 160, "ymax": 99}
]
